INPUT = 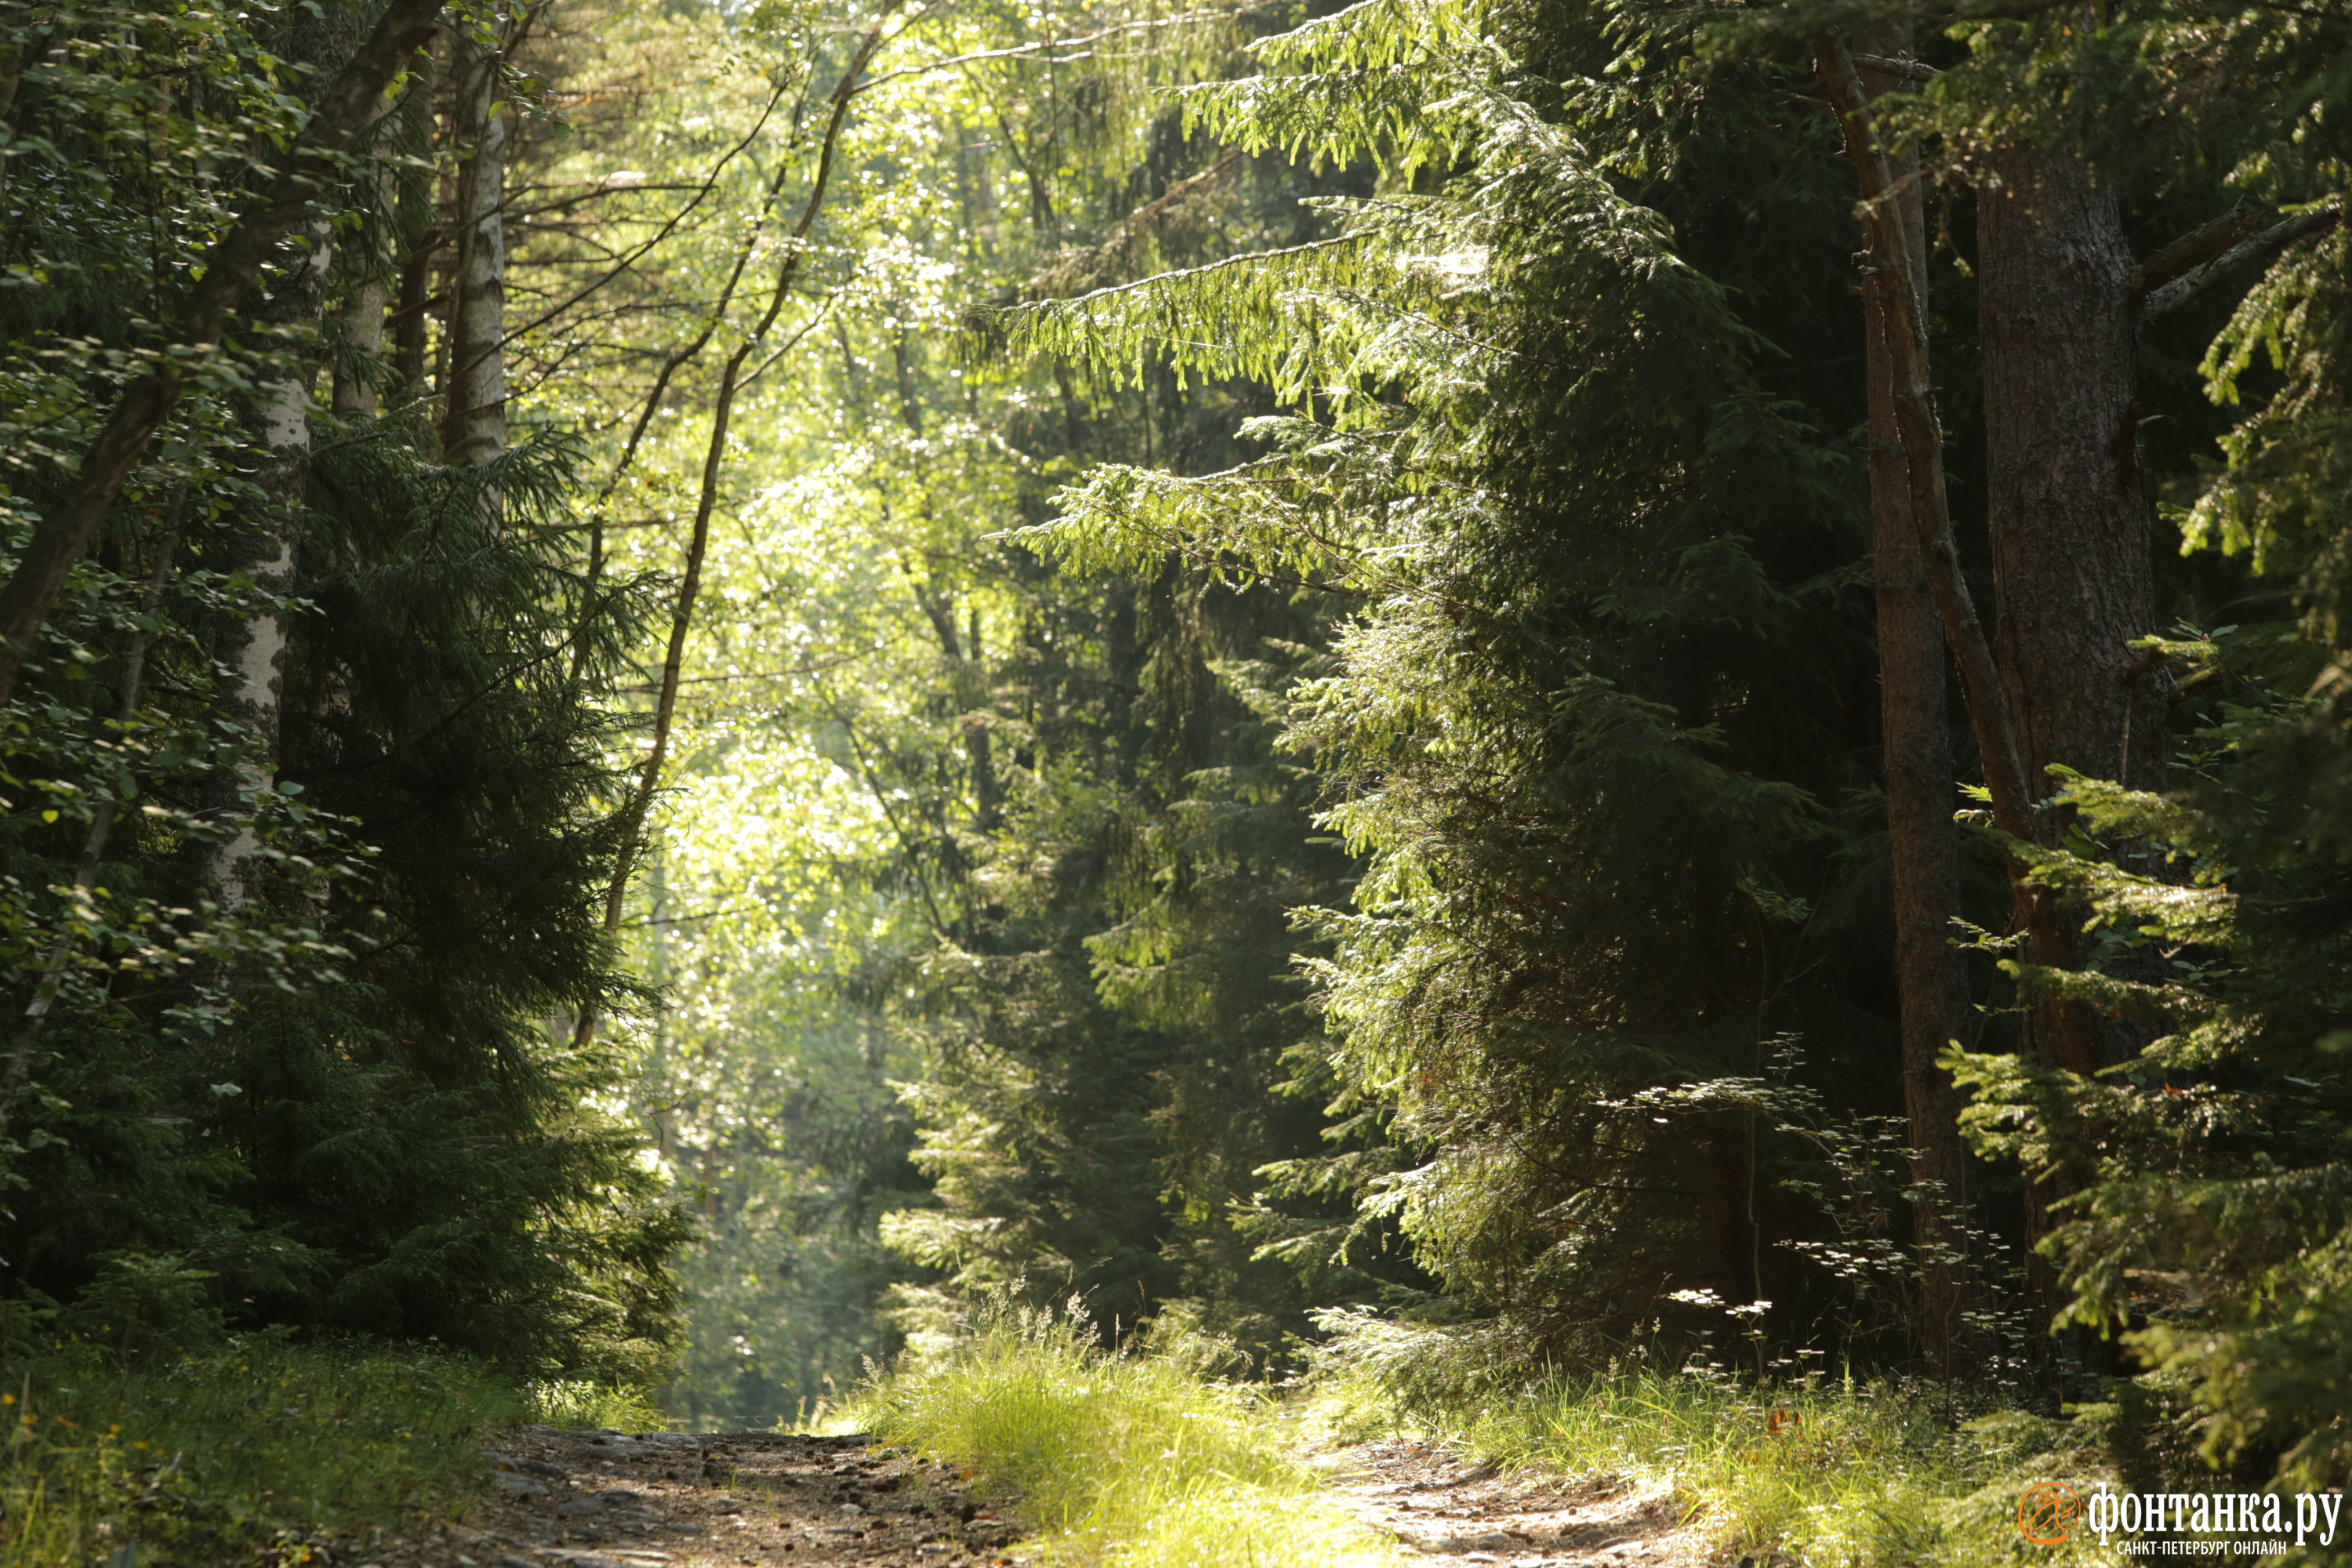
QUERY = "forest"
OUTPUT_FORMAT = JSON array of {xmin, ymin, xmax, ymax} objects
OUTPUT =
[{"xmin": 0, "ymin": 0, "xmax": 2347, "ymax": 1560}]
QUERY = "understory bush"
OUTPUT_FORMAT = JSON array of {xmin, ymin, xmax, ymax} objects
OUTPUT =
[{"xmin": 523, "ymin": 1377, "xmax": 673, "ymax": 1433}]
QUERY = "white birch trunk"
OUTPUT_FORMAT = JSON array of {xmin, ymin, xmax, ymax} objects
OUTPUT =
[
  {"xmin": 333, "ymin": 271, "xmax": 388, "ymax": 416},
  {"xmin": 332, "ymin": 89, "xmax": 395, "ymax": 417},
  {"xmin": 441, "ymin": 25, "xmax": 507, "ymax": 474},
  {"xmin": 209, "ymin": 224, "xmax": 331, "ymax": 909}
]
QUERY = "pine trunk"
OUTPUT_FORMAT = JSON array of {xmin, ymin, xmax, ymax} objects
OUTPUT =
[
  {"xmin": 1857, "ymin": 49, "xmax": 1979, "ymax": 1376},
  {"xmin": 1977, "ymin": 142, "xmax": 2167, "ymax": 1359},
  {"xmin": 1979, "ymin": 147, "xmax": 2166, "ymax": 1087},
  {"xmin": 1980, "ymin": 149, "xmax": 2166, "ymax": 831}
]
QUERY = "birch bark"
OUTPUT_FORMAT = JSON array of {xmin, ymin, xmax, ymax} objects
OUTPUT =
[
  {"xmin": 208, "ymin": 223, "xmax": 332, "ymax": 909},
  {"xmin": 441, "ymin": 21, "xmax": 508, "ymax": 472}
]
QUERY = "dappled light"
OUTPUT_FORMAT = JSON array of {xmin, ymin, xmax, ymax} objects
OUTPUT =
[{"xmin": 2, "ymin": 0, "xmax": 2348, "ymax": 1563}]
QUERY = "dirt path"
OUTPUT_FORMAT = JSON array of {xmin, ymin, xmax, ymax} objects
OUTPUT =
[
  {"xmin": 358, "ymin": 1426, "xmax": 1695, "ymax": 1568},
  {"xmin": 364, "ymin": 1427, "xmax": 1025, "ymax": 1568},
  {"xmin": 1323, "ymin": 1439, "xmax": 1703, "ymax": 1566}
]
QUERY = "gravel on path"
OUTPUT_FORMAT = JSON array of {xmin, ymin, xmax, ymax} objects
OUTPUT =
[{"xmin": 355, "ymin": 1427, "xmax": 1025, "ymax": 1568}]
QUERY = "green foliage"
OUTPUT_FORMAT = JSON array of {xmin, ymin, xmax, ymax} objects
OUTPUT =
[
  {"xmin": 1309, "ymin": 1323, "xmax": 2122, "ymax": 1568},
  {"xmin": 1, "ymin": 1336, "xmax": 521, "ymax": 1567},
  {"xmin": 1955, "ymin": 691, "xmax": 2352, "ymax": 1497},
  {"xmin": 1008, "ymin": 0, "xmax": 1938, "ymax": 1366},
  {"xmin": 0, "ymin": 0, "xmax": 685, "ymax": 1379},
  {"xmin": 855, "ymin": 1294, "xmax": 1399, "ymax": 1567},
  {"xmin": 2190, "ymin": 223, "xmax": 2352, "ymax": 641},
  {"xmin": 524, "ymin": 1377, "xmax": 672, "ymax": 1433},
  {"xmin": 520, "ymin": 0, "xmax": 1414, "ymax": 1406},
  {"xmin": 1912, "ymin": 3, "xmax": 2352, "ymax": 1504}
]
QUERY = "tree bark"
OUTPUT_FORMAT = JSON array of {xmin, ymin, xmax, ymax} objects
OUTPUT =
[
  {"xmin": 1812, "ymin": 37, "xmax": 2100, "ymax": 1077},
  {"xmin": 335, "ymin": 267, "xmax": 390, "ymax": 417},
  {"xmin": 1973, "ymin": 113, "xmax": 2173, "ymax": 1368},
  {"xmin": 0, "ymin": 0, "xmax": 446, "ymax": 710},
  {"xmin": 1979, "ymin": 149, "xmax": 2167, "ymax": 826},
  {"xmin": 207, "ymin": 223, "xmax": 333, "ymax": 908},
  {"xmin": 1855, "ymin": 43, "xmax": 1980, "ymax": 1379},
  {"xmin": 441, "ymin": 19, "xmax": 508, "ymax": 470},
  {"xmin": 333, "ymin": 89, "xmax": 405, "ymax": 416}
]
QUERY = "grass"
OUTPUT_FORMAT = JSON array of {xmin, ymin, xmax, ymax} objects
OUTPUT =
[
  {"xmin": 1311, "ymin": 1325, "xmax": 2128, "ymax": 1568},
  {"xmin": 858, "ymin": 1298, "xmax": 2131, "ymax": 1568},
  {"xmin": 2, "ymin": 1337, "xmax": 524, "ymax": 1566},
  {"xmin": 851, "ymin": 1300, "xmax": 1404, "ymax": 1568},
  {"xmin": 1446, "ymin": 1374, "xmax": 2122, "ymax": 1566},
  {"xmin": 523, "ymin": 1377, "xmax": 673, "ymax": 1432}
]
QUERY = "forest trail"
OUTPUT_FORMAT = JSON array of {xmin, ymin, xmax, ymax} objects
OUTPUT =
[
  {"xmin": 1323, "ymin": 1439, "xmax": 1700, "ymax": 1567},
  {"xmin": 353, "ymin": 1427, "xmax": 1698, "ymax": 1568},
  {"xmin": 367, "ymin": 1428, "xmax": 1026, "ymax": 1568}
]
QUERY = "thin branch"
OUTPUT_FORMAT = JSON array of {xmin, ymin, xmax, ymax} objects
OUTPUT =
[
  {"xmin": 451, "ymin": 74, "xmax": 797, "ymax": 394},
  {"xmin": 575, "ymin": 3, "xmax": 903, "ymax": 1047},
  {"xmin": 2141, "ymin": 202, "xmax": 2343, "ymax": 322},
  {"xmin": 1853, "ymin": 53, "xmax": 1936, "ymax": 82},
  {"xmin": 2130, "ymin": 204, "xmax": 2264, "ymax": 299}
]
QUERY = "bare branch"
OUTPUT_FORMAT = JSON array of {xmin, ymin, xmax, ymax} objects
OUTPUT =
[
  {"xmin": 1853, "ymin": 53, "xmax": 1936, "ymax": 82},
  {"xmin": 2141, "ymin": 202, "xmax": 2343, "ymax": 323},
  {"xmin": 2130, "ymin": 204, "xmax": 2264, "ymax": 299}
]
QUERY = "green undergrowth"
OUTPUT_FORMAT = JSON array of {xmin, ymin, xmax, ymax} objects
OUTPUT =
[
  {"xmin": 522, "ymin": 1377, "xmax": 673, "ymax": 1433},
  {"xmin": 2, "ymin": 1337, "xmax": 524, "ymax": 1566},
  {"xmin": 852, "ymin": 1301, "xmax": 1402, "ymax": 1568},
  {"xmin": 1312, "ymin": 1326, "xmax": 2123, "ymax": 1568}
]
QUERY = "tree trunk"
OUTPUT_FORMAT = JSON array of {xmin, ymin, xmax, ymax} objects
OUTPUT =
[
  {"xmin": 1976, "ymin": 137, "xmax": 2169, "ymax": 1363},
  {"xmin": 1856, "ymin": 45, "xmax": 1980, "ymax": 1378},
  {"xmin": 206, "ymin": 225, "xmax": 332, "ymax": 908},
  {"xmin": 1979, "ymin": 148, "xmax": 2168, "ymax": 833},
  {"xmin": 335, "ymin": 269, "xmax": 389, "ymax": 417},
  {"xmin": 333, "ymin": 93, "xmax": 403, "ymax": 416},
  {"xmin": 441, "ymin": 20, "xmax": 508, "ymax": 471},
  {"xmin": 1812, "ymin": 32, "xmax": 2101, "ymax": 1122}
]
